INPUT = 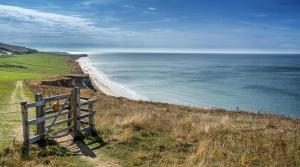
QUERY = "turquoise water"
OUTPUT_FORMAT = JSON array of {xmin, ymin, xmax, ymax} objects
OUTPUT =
[{"xmin": 87, "ymin": 53, "xmax": 300, "ymax": 117}]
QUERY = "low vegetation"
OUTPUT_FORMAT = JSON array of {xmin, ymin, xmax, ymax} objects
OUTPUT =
[
  {"xmin": 92, "ymin": 94, "xmax": 300, "ymax": 167},
  {"xmin": 0, "ymin": 143, "xmax": 90, "ymax": 167}
]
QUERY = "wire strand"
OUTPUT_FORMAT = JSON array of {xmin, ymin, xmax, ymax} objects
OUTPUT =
[{"xmin": 0, "ymin": 102, "xmax": 20, "ymax": 106}]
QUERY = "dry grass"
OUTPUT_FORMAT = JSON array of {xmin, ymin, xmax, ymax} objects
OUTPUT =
[
  {"xmin": 92, "ymin": 93, "xmax": 300, "ymax": 167},
  {"xmin": 0, "ymin": 142, "xmax": 91, "ymax": 167}
]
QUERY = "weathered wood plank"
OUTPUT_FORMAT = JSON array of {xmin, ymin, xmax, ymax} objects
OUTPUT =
[
  {"xmin": 29, "ymin": 133, "xmax": 44, "ymax": 144},
  {"xmin": 50, "ymin": 126, "xmax": 73, "ymax": 136},
  {"xmin": 80, "ymin": 120, "xmax": 89, "ymax": 125},
  {"xmin": 45, "ymin": 118, "xmax": 73, "ymax": 129},
  {"xmin": 28, "ymin": 110, "xmax": 72, "ymax": 125},
  {"xmin": 88, "ymin": 103, "xmax": 95, "ymax": 131},
  {"xmin": 24, "ymin": 94, "xmax": 71, "ymax": 109},
  {"xmin": 80, "ymin": 108, "xmax": 94, "ymax": 112},
  {"xmin": 43, "ymin": 93, "xmax": 71, "ymax": 102},
  {"xmin": 25, "ymin": 100, "xmax": 44, "ymax": 109},
  {"xmin": 79, "ymin": 111, "xmax": 95, "ymax": 119},
  {"xmin": 67, "ymin": 98, "xmax": 72, "ymax": 132},
  {"xmin": 80, "ymin": 99, "xmax": 96, "ymax": 106},
  {"xmin": 45, "ymin": 105, "xmax": 70, "ymax": 115},
  {"xmin": 80, "ymin": 96, "xmax": 90, "ymax": 100},
  {"xmin": 80, "ymin": 127, "xmax": 91, "ymax": 133}
]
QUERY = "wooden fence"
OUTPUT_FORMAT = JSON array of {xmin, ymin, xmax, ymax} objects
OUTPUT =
[{"xmin": 20, "ymin": 87, "xmax": 96, "ymax": 144}]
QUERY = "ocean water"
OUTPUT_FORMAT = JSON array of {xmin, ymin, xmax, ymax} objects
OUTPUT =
[{"xmin": 85, "ymin": 53, "xmax": 300, "ymax": 117}]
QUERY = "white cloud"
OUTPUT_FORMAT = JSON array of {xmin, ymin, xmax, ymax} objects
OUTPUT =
[
  {"xmin": 0, "ymin": 4, "xmax": 94, "ymax": 29},
  {"xmin": 102, "ymin": 15, "xmax": 121, "ymax": 22},
  {"xmin": 238, "ymin": 21, "xmax": 290, "ymax": 31},
  {"xmin": 0, "ymin": 4, "xmax": 298, "ymax": 52},
  {"xmin": 0, "ymin": 4, "xmax": 140, "ymax": 46},
  {"xmin": 80, "ymin": 0, "xmax": 121, "ymax": 7},
  {"xmin": 148, "ymin": 7, "xmax": 156, "ymax": 11},
  {"xmin": 123, "ymin": 4, "xmax": 135, "ymax": 9}
]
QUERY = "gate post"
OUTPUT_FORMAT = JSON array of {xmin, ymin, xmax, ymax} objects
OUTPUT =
[
  {"xmin": 71, "ymin": 87, "xmax": 81, "ymax": 139},
  {"xmin": 35, "ymin": 93, "xmax": 45, "ymax": 142},
  {"xmin": 21, "ymin": 102, "xmax": 29, "ymax": 144}
]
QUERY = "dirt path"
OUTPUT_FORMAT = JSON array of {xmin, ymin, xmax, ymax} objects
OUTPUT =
[
  {"xmin": 54, "ymin": 134, "xmax": 121, "ymax": 167},
  {"xmin": 11, "ymin": 81, "xmax": 28, "ymax": 141},
  {"xmin": 0, "ymin": 81, "xmax": 28, "ymax": 147}
]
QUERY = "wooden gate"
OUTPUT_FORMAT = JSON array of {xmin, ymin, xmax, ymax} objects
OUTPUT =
[{"xmin": 20, "ymin": 87, "xmax": 96, "ymax": 144}]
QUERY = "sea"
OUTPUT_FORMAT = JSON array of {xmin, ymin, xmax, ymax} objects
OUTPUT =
[{"xmin": 82, "ymin": 52, "xmax": 300, "ymax": 117}]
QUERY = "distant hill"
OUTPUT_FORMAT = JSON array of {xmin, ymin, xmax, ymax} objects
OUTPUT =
[
  {"xmin": 0, "ymin": 43, "xmax": 38, "ymax": 54},
  {"xmin": 50, "ymin": 51, "xmax": 88, "ymax": 59}
]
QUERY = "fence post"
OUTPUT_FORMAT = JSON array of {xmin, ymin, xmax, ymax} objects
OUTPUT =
[
  {"xmin": 71, "ymin": 87, "xmax": 81, "ymax": 139},
  {"xmin": 35, "ymin": 93, "xmax": 45, "ymax": 142},
  {"xmin": 67, "ymin": 97, "xmax": 72, "ymax": 132},
  {"xmin": 21, "ymin": 102, "xmax": 29, "ymax": 144},
  {"xmin": 88, "ymin": 103, "xmax": 95, "ymax": 135}
]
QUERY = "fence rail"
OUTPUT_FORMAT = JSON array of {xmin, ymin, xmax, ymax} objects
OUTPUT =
[{"xmin": 21, "ymin": 87, "xmax": 96, "ymax": 144}]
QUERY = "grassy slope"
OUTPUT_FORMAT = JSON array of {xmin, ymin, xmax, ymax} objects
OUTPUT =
[
  {"xmin": 0, "ymin": 53, "xmax": 69, "ymax": 99},
  {"xmin": 92, "ymin": 94, "xmax": 300, "ymax": 167},
  {"xmin": 0, "ymin": 53, "xmax": 90, "ymax": 166}
]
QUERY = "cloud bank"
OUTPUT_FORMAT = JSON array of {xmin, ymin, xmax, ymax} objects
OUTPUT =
[{"xmin": 0, "ymin": 3, "xmax": 299, "ymax": 53}]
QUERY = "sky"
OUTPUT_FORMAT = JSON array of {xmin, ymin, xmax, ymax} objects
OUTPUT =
[{"xmin": 0, "ymin": 0, "xmax": 299, "ymax": 53}]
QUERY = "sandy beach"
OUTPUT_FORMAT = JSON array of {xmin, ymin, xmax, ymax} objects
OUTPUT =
[
  {"xmin": 76, "ymin": 57, "xmax": 144, "ymax": 100},
  {"xmin": 76, "ymin": 57, "xmax": 118, "ymax": 96}
]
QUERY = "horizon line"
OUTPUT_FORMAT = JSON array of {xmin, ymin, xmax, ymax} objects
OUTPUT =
[{"xmin": 37, "ymin": 47, "xmax": 300, "ymax": 55}]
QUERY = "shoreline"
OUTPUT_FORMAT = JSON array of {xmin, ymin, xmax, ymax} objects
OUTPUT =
[
  {"xmin": 76, "ymin": 57, "xmax": 145, "ymax": 100},
  {"xmin": 75, "ymin": 56, "xmax": 300, "ymax": 119},
  {"xmin": 76, "ymin": 57, "xmax": 119, "ymax": 97}
]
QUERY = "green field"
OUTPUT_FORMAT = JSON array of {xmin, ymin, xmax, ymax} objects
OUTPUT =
[
  {"xmin": 0, "ymin": 53, "xmax": 90, "ymax": 166},
  {"xmin": 0, "ymin": 53, "xmax": 69, "ymax": 99},
  {"xmin": 0, "ymin": 53, "xmax": 69, "ymax": 80},
  {"xmin": 0, "ymin": 53, "xmax": 70, "ymax": 147}
]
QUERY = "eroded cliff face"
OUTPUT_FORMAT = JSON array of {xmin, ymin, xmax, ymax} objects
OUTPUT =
[{"xmin": 39, "ymin": 74, "xmax": 96, "ymax": 91}]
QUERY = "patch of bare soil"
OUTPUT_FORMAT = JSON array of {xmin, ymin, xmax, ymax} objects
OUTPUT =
[
  {"xmin": 54, "ymin": 134, "xmax": 121, "ymax": 167},
  {"xmin": 9, "ymin": 81, "xmax": 28, "ymax": 142}
]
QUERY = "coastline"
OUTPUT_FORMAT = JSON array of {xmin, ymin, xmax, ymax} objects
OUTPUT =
[
  {"xmin": 76, "ymin": 57, "xmax": 145, "ymax": 100},
  {"xmin": 76, "ymin": 55, "xmax": 300, "ymax": 118},
  {"xmin": 76, "ymin": 57, "xmax": 118, "ymax": 97}
]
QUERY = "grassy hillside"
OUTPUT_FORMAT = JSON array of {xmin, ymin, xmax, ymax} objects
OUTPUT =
[
  {"xmin": 0, "ymin": 53, "xmax": 70, "ymax": 105},
  {"xmin": 0, "ymin": 53, "xmax": 70, "ymax": 118},
  {"xmin": 0, "ymin": 53, "xmax": 90, "ymax": 166},
  {"xmin": 92, "ymin": 94, "xmax": 300, "ymax": 167}
]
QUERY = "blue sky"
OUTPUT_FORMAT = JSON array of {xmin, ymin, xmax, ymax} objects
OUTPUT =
[{"xmin": 0, "ymin": 0, "xmax": 299, "ymax": 53}]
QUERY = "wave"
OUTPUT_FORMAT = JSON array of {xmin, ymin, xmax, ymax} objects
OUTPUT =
[{"xmin": 77, "ymin": 57, "xmax": 146, "ymax": 100}]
